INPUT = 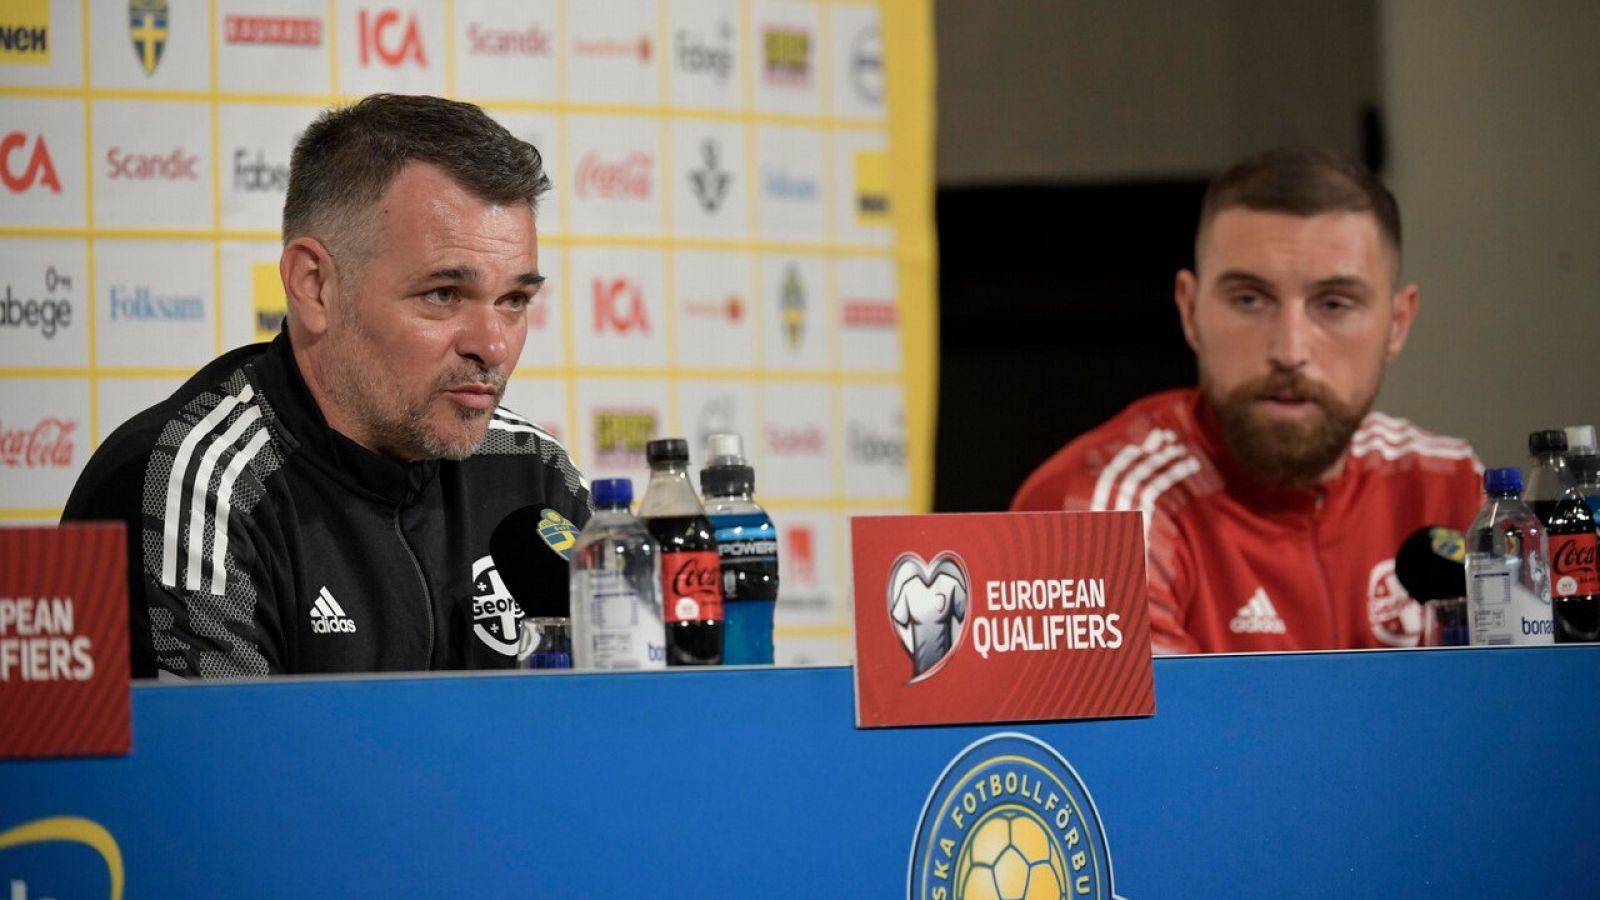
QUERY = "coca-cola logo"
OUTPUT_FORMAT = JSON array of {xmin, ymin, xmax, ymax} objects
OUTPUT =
[
  {"xmin": 575, "ymin": 151, "xmax": 653, "ymax": 200},
  {"xmin": 1552, "ymin": 538, "xmax": 1598, "ymax": 575},
  {"xmin": 670, "ymin": 555, "xmax": 720, "ymax": 597},
  {"xmin": 0, "ymin": 417, "xmax": 76, "ymax": 468},
  {"xmin": 766, "ymin": 424, "xmax": 824, "ymax": 456}
]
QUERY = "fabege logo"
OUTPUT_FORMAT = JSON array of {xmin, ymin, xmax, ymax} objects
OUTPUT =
[
  {"xmin": 2, "ymin": 265, "xmax": 74, "ymax": 339},
  {"xmin": 674, "ymin": 20, "xmax": 733, "ymax": 82},
  {"xmin": 888, "ymin": 551, "xmax": 968, "ymax": 682},
  {"xmin": 470, "ymin": 554, "xmax": 524, "ymax": 655},
  {"xmin": 909, "ymin": 733, "xmax": 1124, "ymax": 900},
  {"xmin": 1367, "ymin": 558, "xmax": 1422, "ymax": 648},
  {"xmin": 358, "ymin": 8, "xmax": 426, "ymax": 68},
  {"xmin": 1, "ymin": 132, "xmax": 60, "ymax": 193},
  {"xmin": 128, "ymin": 0, "xmax": 168, "ymax": 75},
  {"xmin": 575, "ymin": 150, "xmax": 653, "ymax": 200},
  {"xmin": 592, "ymin": 276, "xmax": 649, "ymax": 334},
  {"xmin": 0, "ymin": 417, "xmax": 76, "ymax": 469},
  {"xmin": 106, "ymin": 146, "xmax": 198, "ymax": 181}
]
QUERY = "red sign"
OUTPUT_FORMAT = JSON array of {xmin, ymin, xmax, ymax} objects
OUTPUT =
[
  {"xmin": 0, "ymin": 524, "xmax": 131, "ymax": 759},
  {"xmin": 1, "ymin": 132, "xmax": 61, "ymax": 193},
  {"xmin": 358, "ymin": 8, "xmax": 426, "ymax": 67},
  {"xmin": 851, "ymin": 511, "xmax": 1154, "ymax": 728}
]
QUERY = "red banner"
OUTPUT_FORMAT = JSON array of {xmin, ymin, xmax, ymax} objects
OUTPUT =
[
  {"xmin": 0, "ymin": 524, "xmax": 131, "ymax": 758},
  {"xmin": 851, "ymin": 511, "xmax": 1154, "ymax": 727}
]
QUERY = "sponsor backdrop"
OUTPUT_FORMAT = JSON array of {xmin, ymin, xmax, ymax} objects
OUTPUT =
[{"xmin": 0, "ymin": 0, "xmax": 936, "ymax": 666}]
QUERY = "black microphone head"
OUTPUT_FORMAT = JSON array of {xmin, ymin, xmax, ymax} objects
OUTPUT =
[
  {"xmin": 1394, "ymin": 525, "xmax": 1466, "ymax": 602},
  {"xmin": 489, "ymin": 506, "xmax": 579, "ymax": 618}
]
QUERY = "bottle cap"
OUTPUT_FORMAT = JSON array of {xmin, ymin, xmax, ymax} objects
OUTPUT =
[
  {"xmin": 705, "ymin": 433, "xmax": 746, "ymax": 467},
  {"xmin": 701, "ymin": 464, "xmax": 755, "ymax": 497},
  {"xmin": 1529, "ymin": 429, "xmax": 1568, "ymax": 455},
  {"xmin": 1570, "ymin": 454, "xmax": 1600, "ymax": 485},
  {"xmin": 1485, "ymin": 467, "xmax": 1523, "ymax": 494},
  {"xmin": 592, "ymin": 478, "xmax": 632, "ymax": 508},
  {"xmin": 1564, "ymin": 425, "xmax": 1598, "ymax": 454},
  {"xmin": 645, "ymin": 438, "xmax": 690, "ymax": 466}
]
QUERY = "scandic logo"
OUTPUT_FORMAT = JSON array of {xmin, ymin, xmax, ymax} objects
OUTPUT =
[
  {"xmin": 1, "ymin": 132, "xmax": 59, "ymax": 193},
  {"xmin": 575, "ymin": 151, "xmax": 653, "ymax": 200},
  {"xmin": 224, "ymin": 14, "xmax": 322, "ymax": 46},
  {"xmin": 358, "ymin": 8, "xmax": 426, "ymax": 68},
  {"xmin": 0, "ymin": 417, "xmax": 76, "ymax": 468},
  {"xmin": 592, "ymin": 277, "xmax": 649, "ymax": 334},
  {"xmin": 106, "ymin": 146, "xmax": 198, "ymax": 181},
  {"xmin": 466, "ymin": 22, "xmax": 551, "ymax": 56}
]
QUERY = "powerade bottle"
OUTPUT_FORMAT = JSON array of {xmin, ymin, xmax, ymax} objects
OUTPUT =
[
  {"xmin": 638, "ymin": 438, "xmax": 725, "ymax": 665},
  {"xmin": 1464, "ymin": 467, "xmax": 1553, "ymax": 645},
  {"xmin": 700, "ymin": 433, "xmax": 778, "ymax": 665},
  {"xmin": 569, "ymin": 478, "xmax": 667, "ymax": 671},
  {"xmin": 1526, "ymin": 429, "xmax": 1600, "ymax": 642}
]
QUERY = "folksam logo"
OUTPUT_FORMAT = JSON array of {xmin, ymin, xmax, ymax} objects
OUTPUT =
[{"xmin": 910, "ymin": 733, "xmax": 1124, "ymax": 900}]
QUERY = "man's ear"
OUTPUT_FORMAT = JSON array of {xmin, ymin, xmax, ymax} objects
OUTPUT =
[
  {"xmin": 1174, "ymin": 269, "xmax": 1201, "ymax": 353},
  {"xmin": 280, "ymin": 237, "xmax": 337, "ymax": 336},
  {"xmin": 1385, "ymin": 283, "xmax": 1420, "ymax": 362}
]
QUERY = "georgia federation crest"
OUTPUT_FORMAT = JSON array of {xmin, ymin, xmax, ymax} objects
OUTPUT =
[
  {"xmin": 909, "ymin": 733, "xmax": 1125, "ymax": 900},
  {"xmin": 889, "ymin": 551, "xmax": 970, "ymax": 683}
]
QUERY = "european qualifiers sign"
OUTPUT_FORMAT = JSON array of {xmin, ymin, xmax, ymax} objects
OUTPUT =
[
  {"xmin": 851, "ymin": 511, "xmax": 1155, "ymax": 728},
  {"xmin": 0, "ymin": 523, "xmax": 130, "ymax": 759}
]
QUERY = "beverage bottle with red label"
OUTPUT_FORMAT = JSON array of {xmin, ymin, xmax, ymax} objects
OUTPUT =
[
  {"xmin": 638, "ymin": 438, "xmax": 725, "ymax": 665},
  {"xmin": 1526, "ymin": 429, "xmax": 1600, "ymax": 642}
]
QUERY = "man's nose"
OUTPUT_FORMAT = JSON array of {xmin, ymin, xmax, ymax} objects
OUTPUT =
[
  {"xmin": 1267, "ymin": 301, "xmax": 1312, "ymax": 370},
  {"xmin": 456, "ymin": 303, "xmax": 510, "ymax": 369}
]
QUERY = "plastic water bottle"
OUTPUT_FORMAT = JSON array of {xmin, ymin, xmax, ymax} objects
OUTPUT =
[
  {"xmin": 570, "ymin": 478, "xmax": 667, "ymax": 670},
  {"xmin": 700, "ymin": 433, "xmax": 778, "ymax": 665},
  {"xmin": 1464, "ymin": 467, "xmax": 1553, "ymax": 645}
]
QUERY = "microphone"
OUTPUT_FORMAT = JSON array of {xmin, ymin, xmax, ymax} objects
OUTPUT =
[
  {"xmin": 489, "ymin": 505, "xmax": 578, "ymax": 668},
  {"xmin": 1395, "ymin": 525, "xmax": 1468, "ymax": 646}
]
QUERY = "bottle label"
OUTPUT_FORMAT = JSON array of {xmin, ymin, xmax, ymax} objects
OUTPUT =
[
  {"xmin": 1548, "ymin": 532, "xmax": 1600, "ymax": 598},
  {"xmin": 660, "ymin": 550, "xmax": 724, "ymax": 623},
  {"xmin": 1465, "ymin": 556, "xmax": 1553, "ymax": 645},
  {"xmin": 573, "ymin": 570, "xmax": 666, "ymax": 670}
]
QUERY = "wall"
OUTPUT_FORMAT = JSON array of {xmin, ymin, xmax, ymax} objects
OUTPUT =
[{"xmin": 1378, "ymin": 0, "xmax": 1600, "ymax": 467}]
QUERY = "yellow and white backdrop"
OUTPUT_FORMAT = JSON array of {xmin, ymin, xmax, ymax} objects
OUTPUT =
[{"xmin": 0, "ymin": 0, "xmax": 934, "ymax": 665}]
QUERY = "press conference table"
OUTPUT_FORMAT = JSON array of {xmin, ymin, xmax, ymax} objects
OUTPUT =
[{"xmin": 3, "ymin": 647, "xmax": 1597, "ymax": 898}]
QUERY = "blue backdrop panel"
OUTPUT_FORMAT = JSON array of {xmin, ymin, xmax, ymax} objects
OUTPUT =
[{"xmin": 2, "ymin": 647, "xmax": 1597, "ymax": 898}]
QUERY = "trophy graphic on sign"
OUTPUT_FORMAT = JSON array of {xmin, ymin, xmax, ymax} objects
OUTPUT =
[{"xmin": 888, "ymin": 551, "xmax": 970, "ymax": 683}]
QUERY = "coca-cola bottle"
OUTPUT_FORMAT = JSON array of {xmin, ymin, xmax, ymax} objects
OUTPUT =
[
  {"xmin": 1527, "ymin": 429, "xmax": 1600, "ymax": 642},
  {"xmin": 638, "ymin": 438, "xmax": 725, "ymax": 665}
]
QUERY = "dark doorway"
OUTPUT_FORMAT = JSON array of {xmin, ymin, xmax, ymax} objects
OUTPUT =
[{"xmin": 933, "ymin": 181, "xmax": 1207, "ymax": 512}]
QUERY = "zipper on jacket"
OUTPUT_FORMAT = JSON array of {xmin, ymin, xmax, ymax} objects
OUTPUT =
[{"xmin": 393, "ymin": 507, "xmax": 435, "ymax": 668}]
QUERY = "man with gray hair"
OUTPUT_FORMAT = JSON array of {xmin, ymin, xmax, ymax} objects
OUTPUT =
[{"xmin": 64, "ymin": 94, "xmax": 590, "ymax": 678}]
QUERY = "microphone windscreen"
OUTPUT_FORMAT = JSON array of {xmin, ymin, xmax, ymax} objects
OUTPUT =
[
  {"xmin": 489, "ymin": 506, "xmax": 577, "ymax": 619},
  {"xmin": 1394, "ymin": 525, "xmax": 1467, "ymax": 602}
]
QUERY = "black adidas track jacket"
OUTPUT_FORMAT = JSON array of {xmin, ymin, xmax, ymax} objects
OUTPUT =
[{"xmin": 63, "ymin": 333, "xmax": 591, "ymax": 678}]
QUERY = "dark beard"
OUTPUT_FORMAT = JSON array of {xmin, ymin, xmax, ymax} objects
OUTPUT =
[{"xmin": 1205, "ymin": 366, "xmax": 1370, "ymax": 487}]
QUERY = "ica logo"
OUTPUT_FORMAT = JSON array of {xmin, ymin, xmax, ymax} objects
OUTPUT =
[
  {"xmin": 358, "ymin": 8, "xmax": 426, "ymax": 68},
  {"xmin": 592, "ymin": 277, "xmax": 649, "ymax": 334},
  {"xmin": 1, "ymin": 132, "xmax": 60, "ymax": 193}
]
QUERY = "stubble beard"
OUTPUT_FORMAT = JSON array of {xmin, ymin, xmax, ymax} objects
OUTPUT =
[
  {"xmin": 1202, "ymin": 364, "xmax": 1375, "ymax": 488},
  {"xmin": 322, "ymin": 297, "xmax": 506, "ymax": 462}
]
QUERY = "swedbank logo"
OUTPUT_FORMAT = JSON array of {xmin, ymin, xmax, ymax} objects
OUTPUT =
[
  {"xmin": 909, "ymin": 733, "xmax": 1124, "ymax": 900},
  {"xmin": 0, "ymin": 816, "xmax": 124, "ymax": 900}
]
